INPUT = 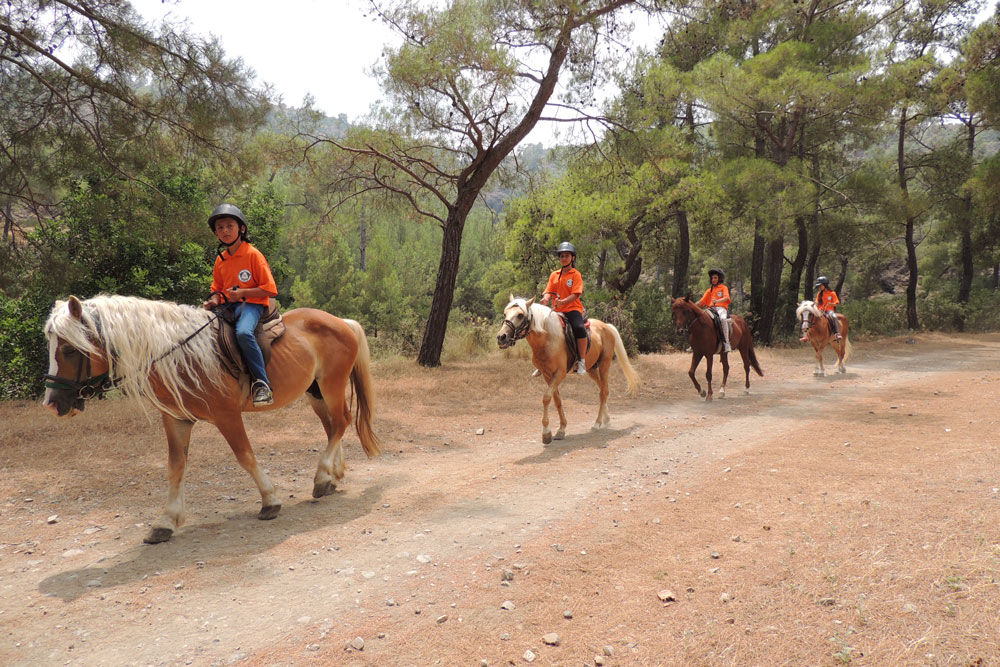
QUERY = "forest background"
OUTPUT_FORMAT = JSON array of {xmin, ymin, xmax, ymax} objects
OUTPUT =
[{"xmin": 2, "ymin": 0, "xmax": 1000, "ymax": 399}]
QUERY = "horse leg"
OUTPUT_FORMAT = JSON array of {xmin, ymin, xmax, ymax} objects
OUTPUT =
[
  {"xmin": 740, "ymin": 345, "xmax": 751, "ymax": 394},
  {"xmin": 551, "ymin": 384, "xmax": 568, "ymax": 440},
  {"xmin": 307, "ymin": 391, "xmax": 351, "ymax": 498},
  {"xmin": 591, "ymin": 357, "xmax": 611, "ymax": 430},
  {"xmin": 542, "ymin": 373, "xmax": 566, "ymax": 444},
  {"xmin": 814, "ymin": 343, "xmax": 826, "ymax": 376},
  {"xmin": 688, "ymin": 353, "xmax": 704, "ymax": 397},
  {"xmin": 214, "ymin": 412, "xmax": 280, "ymax": 520},
  {"xmin": 704, "ymin": 355, "xmax": 714, "ymax": 401},
  {"xmin": 719, "ymin": 352, "xmax": 730, "ymax": 399},
  {"xmin": 145, "ymin": 414, "xmax": 194, "ymax": 544}
]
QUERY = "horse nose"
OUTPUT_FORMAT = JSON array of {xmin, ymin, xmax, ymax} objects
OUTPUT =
[{"xmin": 497, "ymin": 332, "xmax": 507, "ymax": 344}]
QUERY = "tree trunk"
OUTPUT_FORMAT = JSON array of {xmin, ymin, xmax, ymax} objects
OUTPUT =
[
  {"xmin": 359, "ymin": 210, "xmax": 368, "ymax": 272},
  {"xmin": 758, "ymin": 236, "xmax": 784, "ymax": 345},
  {"xmin": 993, "ymin": 261, "xmax": 999, "ymax": 290},
  {"xmin": 783, "ymin": 215, "xmax": 808, "ymax": 332},
  {"xmin": 417, "ymin": 206, "xmax": 467, "ymax": 366},
  {"xmin": 955, "ymin": 121, "xmax": 976, "ymax": 331},
  {"xmin": 749, "ymin": 221, "xmax": 765, "ymax": 334},
  {"xmin": 897, "ymin": 106, "xmax": 920, "ymax": 331},
  {"xmin": 671, "ymin": 210, "xmax": 690, "ymax": 298},
  {"xmin": 596, "ymin": 249, "xmax": 606, "ymax": 289},
  {"xmin": 835, "ymin": 256, "xmax": 848, "ymax": 294},
  {"xmin": 803, "ymin": 152, "xmax": 821, "ymax": 299},
  {"xmin": 905, "ymin": 215, "xmax": 920, "ymax": 330}
]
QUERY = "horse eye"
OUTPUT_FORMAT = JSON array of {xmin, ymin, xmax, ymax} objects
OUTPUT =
[{"xmin": 61, "ymin": 346, "xmax": 77, "ymax": 357}]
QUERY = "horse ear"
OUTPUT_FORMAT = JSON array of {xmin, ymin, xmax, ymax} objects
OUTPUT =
[
  {"xmin": 685, "ymin": 294, "xmax": 692, "ymax": 302},
  {"xmin": 525, "ymin": 297, "xmax": 535, "ymax": 308},
  {"xmin": 509, "ymin": 293, "xmax": 514, "ymax": 303},
  {"xmin": 67, "ymin": 295, "xmax": 83, "ymax": 320}
]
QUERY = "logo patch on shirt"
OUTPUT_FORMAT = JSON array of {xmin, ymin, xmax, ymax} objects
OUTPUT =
[
  {"xmin": 566, "ymin": 279, "xmax": 573, "ymax": 287},
  {"xmin": 717, "ymin": 290, "xmax": 724, "ymax": 297},
  {"xmin": 238, "ymin": 269, "xmax": 251, "ymax": 283}
]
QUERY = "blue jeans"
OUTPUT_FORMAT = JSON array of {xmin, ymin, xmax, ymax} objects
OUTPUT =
[{"xmin": 227, "ymin": 302, "xmax": 270, "ymax": 385}]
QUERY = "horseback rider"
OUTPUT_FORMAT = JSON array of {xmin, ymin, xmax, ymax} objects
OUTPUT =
[
  {"xmin": 804, "ymin": 276, "xmax": 841, "ymax": 342},
  {"xmin": 540, "ymin": 241, "xmax": 588, "ymax": 375},
  {"xmin": 201, "ymin": 204, "xmax": 279, "ymax": 406},
  {"xmin": 697, "ymin": 268, "xmax": 732, "ymax": 353}
]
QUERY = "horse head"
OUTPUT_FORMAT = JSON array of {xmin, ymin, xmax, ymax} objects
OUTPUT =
[
  {"xmin": 42, "ymin": 296, "xmax": 112, "ymax": 416},
  {"xmin": 671, "ymin": 296, "xmax": 699, "ymax": 335},
  {"xmin": 497, "ymin": 295, "xmax": 534, "ymax": 349},
  {"xmin": 795, "ymin": 300, "xmax": 820, "ymax": 323}
]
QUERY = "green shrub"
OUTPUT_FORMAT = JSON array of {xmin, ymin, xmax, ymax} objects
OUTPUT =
[
  {"xmin": 629, "ymin": 283, "xmax": 676, "ymax": 353},
  {"xmin": 0, "ymin": 294, "xmax": 51, "ymax": 400},
  {"xmin": 839, "ymin": 296, "xmax": 908, "ymax": 337}
]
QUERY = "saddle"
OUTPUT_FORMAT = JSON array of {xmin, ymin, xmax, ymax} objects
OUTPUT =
[
  {"xmin": 212, "ymin": 299, "xmax": 286, "ymax": 380},
  {"xmin": 556, "ymin": 312, "xmax": 592, "ymax": 371},
  {"xmin": 708, "ymin": 309, "xmax": 731, "ymax": 354}
]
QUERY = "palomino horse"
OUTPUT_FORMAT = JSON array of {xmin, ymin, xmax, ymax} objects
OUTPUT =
[
  {"xmin": 670, "ymin": 297, "xmax": 763, "ymax": 401},
  {"xmin": 796, "ymin": 300, "xmax": 851, "ymax": 375},
  {"xmin": 496, "ymin": 297, "xmax": 640, "ymax": 444},
  {"xmin": 43, "ymin": 294, "xmax": 381, "ymax": 544}
]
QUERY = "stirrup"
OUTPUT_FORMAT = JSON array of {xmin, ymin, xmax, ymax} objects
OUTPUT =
[
  {"xmin": 251, "ymin": 380, "xmax": 274, "ymax": 406},
  {"xmin": 799, "ymin": 335, "xmax": 808, "ymax": 342}
]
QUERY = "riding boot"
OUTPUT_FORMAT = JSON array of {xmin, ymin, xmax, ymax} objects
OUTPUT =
[
  {"xmin": 830, "ymin": 313, "xmax": 841, "ymax": 340},
  {"xmin": 722, "ymin": 317, "xmax": 732, "ymax": 353}
]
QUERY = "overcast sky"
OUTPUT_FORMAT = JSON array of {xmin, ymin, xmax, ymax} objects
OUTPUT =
[{"xmin": 130, "ymin": 0, "xmax": 666, "ymax": 145}]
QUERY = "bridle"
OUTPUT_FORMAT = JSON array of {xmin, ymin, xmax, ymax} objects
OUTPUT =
[
  {"xmin": 44, "ymin": 305, "xmax": 221, "ymax": 403},
  {"xmin": 674, "ymin": 306, "xmax": 698, "ymax": 335},
  {"xmin": 43, "ymin": 349, "xmax": 115, "ymax": 401},
  {"xmin": 500, "ymin": 305, "xmax": 532, "ymax": 346}
]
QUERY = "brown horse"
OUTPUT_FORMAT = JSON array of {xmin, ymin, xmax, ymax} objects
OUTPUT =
[
  {"xmin": 670, "ymin": 297, "xmax": 763, "ymax": 401},
  {"xmin": 43, "ymin": 294, "xmax": 381, "ymax": 544},
  {"xmin": 496, "ymin": 296, "xmax": 640, "ymax": 444},
  {"xmin": 796, "ymin": 300, "xmax": 851, "ymax": 375}
]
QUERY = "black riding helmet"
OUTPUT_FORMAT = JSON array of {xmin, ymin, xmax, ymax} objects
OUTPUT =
[
  {"xmin": 814, "ymin": 276, "xmax": 830, "ymax": 288},
  {"xmin": 555, "ymin": 241, "xmax": 576, "ymax": 256},
  {"xmin": 208, "ymin": 203, "xmax": 248, "ymax": 242},
  {"xmin": 708, "ymin": 268, "xmax": 725, "ymax": 283}
]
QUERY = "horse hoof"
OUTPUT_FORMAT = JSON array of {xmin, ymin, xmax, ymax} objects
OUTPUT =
[
  {"xmin": 143, "ymin": 527, "xmax": 173, "ymax": 544},
  {"xmin": 705, "ymin": 395, "xmax": 713, "ymax": 402},
  {"xmin": 744, "ymin": 389, "xmax": 750, "ymax": 395},
  {"xmin": 542, "ymin": 432, "xmax": 553, "ymax": 445},
  {"xmin": 699, "ymin": 390, "xmax": 707, "ymax": 398},
  {"xmin": 553, "ymin": 431, "xmax": 565, "ymax": 441},
  {"xmin": 258, "ymin": 504, "xmax": 281, "ymax": 520},
  {"xmin": 312, "ymin": 481, "xmax": 337, "ymax": 498}
]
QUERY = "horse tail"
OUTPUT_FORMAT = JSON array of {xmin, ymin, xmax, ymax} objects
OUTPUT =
[
  {"xmin": 607, "ymin": 323, "xmax": 640, "ymax": 397},
  {"xmin": 344, "ymin": 319, "xmax": 382, "ymax": 458},
  {"xmin": 842, "ymin": 335, "xmax": 852, "ymax": 363},
  {"xmin": 747, "ymin": 339, "xmax": 764, "ymax": 377}
]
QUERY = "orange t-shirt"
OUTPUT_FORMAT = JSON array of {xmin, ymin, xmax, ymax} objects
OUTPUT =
[
  {"xmin": 210, "ymin": 242, "xmax": 277, "ymax": 306},
  {"xmin": 544, "ymin": 267, "xmax": 584, "ymax": 313},
  {"xmin": 698, "ymin": 284, "xmax": 731, "ymax": 309},
  {"xmin": 816, "ymin": 288, "xmax": 839, "ymax": 311}
]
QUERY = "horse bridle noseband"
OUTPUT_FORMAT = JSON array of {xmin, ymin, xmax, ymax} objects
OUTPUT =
[
  {"xmin": 43, "ymin": 347, "xmax": 115, "ymax": 400},
  {"xmin": 501, "ymin": 307, "xmax": 532, "ymax": 345}
]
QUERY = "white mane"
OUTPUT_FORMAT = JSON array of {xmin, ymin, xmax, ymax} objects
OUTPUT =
[
  {"xmin": 506, "ymin": 297, "xmax": 560, "ymax": 336},
  {"xmin": 796, "ymin": 300, "xmax": 821, "ymax": 320},
  {"xmin": 45, "ymin": 294, "xmax": 224, "ymax": 420}
]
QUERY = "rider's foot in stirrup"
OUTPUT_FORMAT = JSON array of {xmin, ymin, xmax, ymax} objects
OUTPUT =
[
  {"xmin": 575, "ymin": 359, "xmax": 587, "ymax": 375},
  {"xmin": 251, "ymin": 379, "xmax": 274, "ymax": 406},
  {"xmin": 833, "ymin": 333, "xmax": 842, "ymax": 340},
  {"xmin": 799, "ymin": 335, "xmax": 809, "ymax": 342},
  {"xmin": 723, "ymin": 343, "xmax": 732, "ymax": 353}
]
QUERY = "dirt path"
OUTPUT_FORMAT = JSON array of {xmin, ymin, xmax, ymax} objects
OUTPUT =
[{"xmin": 2, "ymin": 334, "xmax": 999, "ymax": 666}]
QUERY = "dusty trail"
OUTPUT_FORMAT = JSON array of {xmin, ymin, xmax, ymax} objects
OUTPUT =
[{"xmin": 1, "ymin": 334, "xmax": 999, "ymax": 666}]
